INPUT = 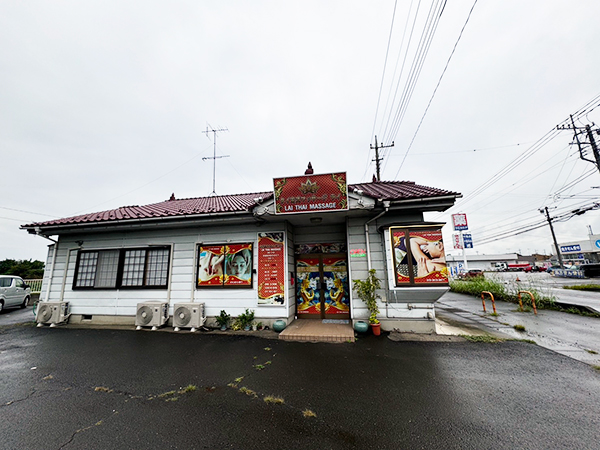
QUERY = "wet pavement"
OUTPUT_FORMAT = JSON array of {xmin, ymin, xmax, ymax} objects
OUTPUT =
[
  {"xmin": 436, "ymin": 273, "xmax": 600, "ymax": 367},
  {"xmin": 2, "ymin": 317, "xmax": 600, "ymax": 449},
  {"xmin": 437, "ymin": 291, "xmax": 600, "ymax": 366}
]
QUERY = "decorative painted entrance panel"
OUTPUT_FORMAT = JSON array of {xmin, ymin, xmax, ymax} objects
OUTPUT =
[
  {"xmin": 296, "ymin": 254, "xmax": 350, "ymax": 319},
  {"xmin": 322, "ymin": 256, "xmax": 349, "ymax": 316},
  {"xmin": 296, "ymin": 256, "xmax": 321, "ymax": 316}
]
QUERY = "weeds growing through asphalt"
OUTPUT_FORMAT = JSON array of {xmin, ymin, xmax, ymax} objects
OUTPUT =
[
  {"xmin": 460, "ymin": 335, "xmax": 502, "ymax": 343},
  {"xmin": 264, "ymin": 395, "xmax": 284, "ymax": 404},
  {"xmin": 513, "ymin": 324, "xmax": 526, "ymax": 332},
  {"xmin": 303, "ymin": 409, "xmax": 317, "ymax": 418}
]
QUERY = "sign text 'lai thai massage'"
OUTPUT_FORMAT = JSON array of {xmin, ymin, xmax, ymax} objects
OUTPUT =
[{"xmin": 273, "ymin": 172, "xmax": 348, "ymax": 214}]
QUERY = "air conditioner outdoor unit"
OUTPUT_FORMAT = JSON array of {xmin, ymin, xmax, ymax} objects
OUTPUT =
[
  {"xmin": 36, "ymin": 301, "xmax": 70, "ymax": 327},
  {"xmin": 135, "ymin": 301, "xmax": 168, "ymax": 330},
  {"xmin": 173, "ymin": 302, "xmax": 206, "ymax": 332}
]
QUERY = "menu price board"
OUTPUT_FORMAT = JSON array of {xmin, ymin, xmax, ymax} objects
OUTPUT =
[{"xmin": 257, "ymin": 232, "xmax": 285, "ymax": 304}]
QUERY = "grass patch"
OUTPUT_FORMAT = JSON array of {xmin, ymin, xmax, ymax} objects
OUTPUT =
[
  {"xmin": 593, "ymin": 365, "xmax": 600, "ymax": 372},
  {"xmin": 460, "ymin": 334, "xmax": 502, "ymax": 343},
  {"xmin": 234, "ymin": 377, "xmax": 244, "ymax": 383},
  {"xmin": 178, "ymin": 384, "xmax": 197, "ymax": 394},
  {"xmin": 563, "ymin": 284, "xmax": 600, "ymax": 292},
  {"xmin": 508, "ymin": 339, "xmax": 537, "ymax": 344},
  {"xmin": 303, "ymin": 409, "xmax": 317, "ymax": 418},
  {"xmin": 158, "ymin": 390, "xmax": 177, "ymax": 398},
  {"xmin": 227, "ymin": 383, "xmax": 238, "ymax": 388},
  {"xmin": 239, "ymin": 387, "xmax": 258, "ymax": 397},
  {"xmin": 165, "ymin": 397, "xmax": 179, "ymax": 402},
  {"xmin": 488, "ymin": 312, "xmax": 499, "ymax": 317},
  {"xmin": 264, "ymin": 347, "xmax": 271, "ymax": 351},
  {"xmin": 254, "ymin": 364, "xmax": 265, "ymax": 371},
  {"xmin": 586, "ymin": 349, "xmax": 598, "ymax": 355},
  {"xmin": 513, "ymin": 324, "xmax": 526, "ymax": 332},
  {"xmin": 264, "ymin": 395, "xmax": 285, "ymax": 404}
]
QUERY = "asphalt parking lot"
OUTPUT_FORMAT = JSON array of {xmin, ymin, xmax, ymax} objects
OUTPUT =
[{"xmin": 2, "ymin": 320, "xmax": 600, "ymax": 449}]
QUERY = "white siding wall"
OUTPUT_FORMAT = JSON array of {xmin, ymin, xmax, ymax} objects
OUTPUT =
[
  {"xmin": 43, "ymin": 224, "xmax": 291, "ymax": 321},
  {"xmin": 347, "ymin": 217, "xmax": 387, "ymax": 321}
]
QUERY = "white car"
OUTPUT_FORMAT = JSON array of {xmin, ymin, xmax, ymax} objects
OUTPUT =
[{"xmin": 0, "ymin": 275, "xmax": 31, "ymax": 312}]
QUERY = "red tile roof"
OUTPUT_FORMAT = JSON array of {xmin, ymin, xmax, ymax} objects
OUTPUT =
[
  {"xmin": 350, "ymin": 180, "xmax": 458, "ymax": 200},
  {"xmin": 23, "ymin": 181, "xmax": 459, "ymax": 228}
]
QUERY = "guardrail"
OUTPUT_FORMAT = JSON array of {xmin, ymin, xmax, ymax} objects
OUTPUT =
[{"xmin": 24, "ymin": 279, "xmax": 43, "ymax": 294}]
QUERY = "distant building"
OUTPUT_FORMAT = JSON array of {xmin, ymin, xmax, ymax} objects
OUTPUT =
[
  {"xmin": 445, "ymin": 253, "xmax": 519, "ymax": 272},
  {"xmin": 552, "ymin": 233, "xmax": 600, "ymax": 265}
]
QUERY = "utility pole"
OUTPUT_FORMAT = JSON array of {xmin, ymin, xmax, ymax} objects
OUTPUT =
[
  {"xmin": 370, "ymin": 135, "xmax": 394, "ymax": 181},
  {"xmin": 557, "ymin": 116, "xmax": 600, "ymax": 174},
  {"xmin": 202, "ymin": 125, "xmax": 229, "ymax": 195},
  {"xmin": 540, "ymin": 206, "xmax": 564, "ymax": 269}
]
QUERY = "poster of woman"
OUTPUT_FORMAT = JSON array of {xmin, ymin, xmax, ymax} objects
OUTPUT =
[
  {"xmin": 224, "ymin": 244, "xmax": 253, "ymax": 286},
  {"xmin": 391, "ymin": 228, "xmax": 448, "ymax": 285},
  {"xmin": 409, "ymin": 230, "xmax": 448, "ymax": 283}
]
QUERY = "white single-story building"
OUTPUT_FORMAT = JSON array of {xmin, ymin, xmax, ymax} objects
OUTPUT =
[
  {"xmin": 22, "ymin": 168, "xmax": 460, "ymax": 334},
  {"xmin": 445, "ymin": 253, "xmax": 520, "ymax": 273}
]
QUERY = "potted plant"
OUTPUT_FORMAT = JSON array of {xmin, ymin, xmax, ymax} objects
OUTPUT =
[
  {"xmin": 216, "ymin": 310, "xmax": 230, "ymax": 331},
  {"xmin": 236, "ymin": 309, "xmax": 255, "ymax": 331},
  {"xmin": 352, "ymin": 269, "xmax": 382, "ymax": 336}
]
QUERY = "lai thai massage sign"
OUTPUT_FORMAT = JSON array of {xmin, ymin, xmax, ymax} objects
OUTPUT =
[
  {"xmin": 257, "ymin": 232, "xmax": 285, "ymax": 305},
  {"xmin": 273, "ymin": 172, "xmax": 348, "ymax": 214}
]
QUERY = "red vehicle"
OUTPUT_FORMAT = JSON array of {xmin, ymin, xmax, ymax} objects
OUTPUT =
[{"xmin": 507, "ymin": 263, "xmax": 532, "ymax": 272}]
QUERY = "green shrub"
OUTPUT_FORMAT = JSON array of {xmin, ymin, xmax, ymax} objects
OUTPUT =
[
  {"xmin": 563, "ymin": 284, "xmax": 600, "ymax": 292},
  {"xmin": 450, "ymin": 276, "xmax": 556, "ymax": 310}
]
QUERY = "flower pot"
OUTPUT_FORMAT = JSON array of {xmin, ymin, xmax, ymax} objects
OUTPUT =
[
  {"xmin": 353, "ymin": 321, "xmax": 369, "ymax": 333},
  {"xmin": 244, "ymin": 325, "xmax": 251, "ymax": 331},
  {"xmin": 371, "ymin": 323, "xmax": 381, "ymax": 336},
  {"xmin": 252, "ymin": 325, "xmax": 257, "ymax": 331},
  {"xmin": 220, "ymin": 325, "xmax": 227, "ymax": 331}
]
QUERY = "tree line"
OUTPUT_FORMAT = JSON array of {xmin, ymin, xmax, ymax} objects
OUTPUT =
[{"xmin": 0, "ymin": 259, "xmax": 45, "ymax": 279}]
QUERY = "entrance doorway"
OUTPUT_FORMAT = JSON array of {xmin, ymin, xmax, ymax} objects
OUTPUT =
[{"xmin": 296, "ymin": 253, "xmax": 350, "ymax": 319}]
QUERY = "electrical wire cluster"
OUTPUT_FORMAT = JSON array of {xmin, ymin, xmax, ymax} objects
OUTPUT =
[
  {"xmin": 442, "ymin": 94, "xmax": 600, "ymax": 249},
  {"xmin": 365, "ymin": 0, "xmax": 478, "ymax": 181}
]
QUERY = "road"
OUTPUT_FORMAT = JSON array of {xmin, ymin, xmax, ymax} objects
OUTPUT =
[
  {"xmin": 436, "ymin": 272, "xmax": 600, "ymax": 366},
  {"xmin": 1, "ymin": 308, "xmax": 600, "ymax": 449}
]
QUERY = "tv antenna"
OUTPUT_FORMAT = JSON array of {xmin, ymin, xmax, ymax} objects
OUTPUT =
[{"xmin": 202, "ymin": 124, "xmax": 229, "ymax": 195}]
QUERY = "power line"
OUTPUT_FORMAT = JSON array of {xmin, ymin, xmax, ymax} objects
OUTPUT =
[
  {"xmin": 391, "ymin": 0, "xmax": 478, "ymax": 179},
  {"xmin": 0, "ymin": 206, "xmax": 57, "ymax": 218},
  {"xmin": 383, "ymin": 0, "xmax": 446, "ymax": 145}
]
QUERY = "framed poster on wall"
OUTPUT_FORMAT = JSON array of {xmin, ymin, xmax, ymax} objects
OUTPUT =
[
  {"xmin": 197, "ymin": 244, "xmax": 253, "ymax": 288},
  {"xmin": 390, "ymin": 226, "xmax": 448, "ymax": 286}
]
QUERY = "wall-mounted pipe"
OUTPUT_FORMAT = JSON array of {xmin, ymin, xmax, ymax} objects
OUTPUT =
[{"xmin": 365, "ymin": 201, "xmax": 390, "ymax": 271}]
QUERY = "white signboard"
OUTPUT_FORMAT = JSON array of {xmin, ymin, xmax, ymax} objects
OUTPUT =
[{"xmin": 452, "ymin": 213, "xmax": 468, "ymax": 231}]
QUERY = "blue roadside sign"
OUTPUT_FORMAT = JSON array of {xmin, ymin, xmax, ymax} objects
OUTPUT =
[{"xmin": 463, "ymin": 233, "xmax": 473, "ymax": 248}]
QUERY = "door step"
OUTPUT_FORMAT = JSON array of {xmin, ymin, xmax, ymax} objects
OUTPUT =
[{"xmin": 279, "ymin": 320, "xmax": 355, "ymax": 343}]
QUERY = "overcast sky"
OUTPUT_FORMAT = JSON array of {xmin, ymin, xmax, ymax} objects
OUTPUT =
[{"xmin": 2, "ymin": 1, "xmax": 600, "ymax": 263}]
